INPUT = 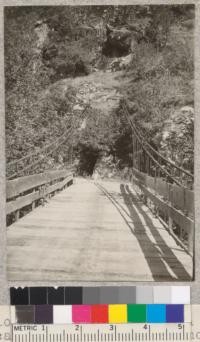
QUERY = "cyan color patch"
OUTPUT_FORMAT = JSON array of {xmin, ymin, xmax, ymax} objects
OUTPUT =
[{"xmin": 147, "ymin": 304, "xmax": 166, "ymax": 323}]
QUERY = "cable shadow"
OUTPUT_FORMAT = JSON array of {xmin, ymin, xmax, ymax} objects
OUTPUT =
[
  {"xmin": 97, "ymin": 182, "xmax": 174, "ymax": 280},
  {"xmin": 120, "ymin": 184, "xmax": 191, "ymax": 281}
]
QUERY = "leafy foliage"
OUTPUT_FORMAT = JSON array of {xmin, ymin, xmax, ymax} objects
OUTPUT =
[
  {"xmin": 119, "ymin": 5, "xmax": 194, "ymax": 173},
  {"xmin": 5, "ymin": 5, "xmax": 194, "ymax": 177}
]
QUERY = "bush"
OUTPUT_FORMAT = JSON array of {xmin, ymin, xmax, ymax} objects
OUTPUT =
[
  {"xmin": 120, "ymin": 14, "xmax": 194, "ymax": 171},
  {"xmin": 42, "ymin": 41, "xmax": 91, "ymax": 81}
]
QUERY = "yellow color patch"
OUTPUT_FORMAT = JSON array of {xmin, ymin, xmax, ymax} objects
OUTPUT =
[{"xmin": 108, "ymin": 305, "xmax": 127, "ymax": 323}]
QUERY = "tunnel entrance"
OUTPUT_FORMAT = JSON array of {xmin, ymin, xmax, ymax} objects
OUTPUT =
[
  {"xmin": 77, "ymin": 146, "xmax": 99, "ymax": 176},
  {"xmin": 102, "ymin": 41, "xmax": 130, "ymax": 58},
  {"xmin": 102, "ymin": 25, "xmax": 132, "ymax": 58}
]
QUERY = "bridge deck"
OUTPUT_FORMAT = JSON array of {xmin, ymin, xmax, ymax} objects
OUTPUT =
[{"xmin": 7, "ymin": 178, "xmax": 192, "ymax": 282}]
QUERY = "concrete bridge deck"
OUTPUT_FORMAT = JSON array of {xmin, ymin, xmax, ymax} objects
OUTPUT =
[{"xmin": 7, "ymin": 178, "xmax": 193, "ymax": 282}]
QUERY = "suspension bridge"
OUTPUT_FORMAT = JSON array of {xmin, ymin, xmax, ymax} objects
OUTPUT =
[{"xmin": 6, "ymin": 101, "xmax": 194, "ymax": 282}]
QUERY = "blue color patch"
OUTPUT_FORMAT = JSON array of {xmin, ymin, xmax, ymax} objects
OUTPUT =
[
  {"xmin": 147, "ymin": 305, "xmax": 166, "ymax": 323},
  {"xmin": 166, "ymin": 305, "xmax": 184, "ymax": 323}
]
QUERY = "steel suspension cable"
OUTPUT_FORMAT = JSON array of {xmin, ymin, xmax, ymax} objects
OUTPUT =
[
  {"xmin": 122, "ymin": 100, "xmax": 194, "ymax": 183},
  {"xmin": 7, "ymin": 116, "xmax": 72, "ymax": 168},
  {"xmin": 8, "ymin": 105, "xmax": 89, "ymax": 169},
  {"xmin": 7, "ymin": 105, "xmax": 90, "ymax": 179}
]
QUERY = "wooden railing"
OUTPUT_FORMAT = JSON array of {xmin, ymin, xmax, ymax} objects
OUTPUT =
[
  {"xmin": 130, "ymin": 167, "xmax": 194, "ymax": 255},
  {"xmin": 6, "ymin": 169, "xmax": 74, "ymax": 224}
]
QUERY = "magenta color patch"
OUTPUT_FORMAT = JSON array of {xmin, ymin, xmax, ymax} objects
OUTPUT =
[{"xmin": 72, "ymin": 305, "xmax": 91, "ymax": 323}]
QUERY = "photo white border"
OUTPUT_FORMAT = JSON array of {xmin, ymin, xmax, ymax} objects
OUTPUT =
[{"xmin": 0, "ymin": 0, "xmax": 199, "ymax": 305}]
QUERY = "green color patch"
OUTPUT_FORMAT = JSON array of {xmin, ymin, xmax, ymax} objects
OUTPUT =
[{"xmin": 127, "ymin": 304, "xmax": 146, "ymax": 323}]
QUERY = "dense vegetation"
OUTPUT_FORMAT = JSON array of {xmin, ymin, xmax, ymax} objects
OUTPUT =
[{"xmin": 5, "ymin": 5, "xmax": 194, "ymax": 177}]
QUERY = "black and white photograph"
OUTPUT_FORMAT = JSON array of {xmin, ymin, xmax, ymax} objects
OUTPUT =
[{"xmin": 5, "ymin": 4, "xmax": 194, "ymax": 282}]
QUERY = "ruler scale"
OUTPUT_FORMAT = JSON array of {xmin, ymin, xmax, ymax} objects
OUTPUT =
[{"xmin": 12, "ymin": 324, "xmax": 194, "ymax": 342}]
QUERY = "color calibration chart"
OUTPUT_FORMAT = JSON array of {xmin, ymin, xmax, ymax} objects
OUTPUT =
[
  {"xmin": 11, "ymin": 303, "xmax": 190, "ymax": 324},
  {"xmin": 2, "ymin": 286, "xmax": 200, "ymax": 341},
  {"xmin": 10, "ymin": 286, "xmax": 190, "ymax": 324}
]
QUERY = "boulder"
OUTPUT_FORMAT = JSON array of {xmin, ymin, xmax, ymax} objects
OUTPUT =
[
  {"xmin": 119, "ymin": 54, "xmax": 132, "ymax": 69},
  {"xmin": 110, "ymin": 58, "xmax": 121, "ymax": 71},
  {"xmin": 73, "ymin": 104, "xmax": 84, "ymax": 111},
  {"xmin": 109, "ymin": 54, "xmax": 132, "ymax": 72}
]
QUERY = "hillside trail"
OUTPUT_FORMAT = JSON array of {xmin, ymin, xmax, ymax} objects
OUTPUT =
[{"xmin": 49, "ymin": 68, "xmax": 129, "ymax": 115}]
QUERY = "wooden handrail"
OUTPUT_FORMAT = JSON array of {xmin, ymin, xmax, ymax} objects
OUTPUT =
[
  {"xmin": 7, "ymin": 169, "xmax": 72, "ymax": 199},
  {"xmin": 131, "ymin": 167, "xmax": 194, "ymax": 255},
  {"xmin": 6, "ymin": 169, "xmax": 74, "ymax": 222}
]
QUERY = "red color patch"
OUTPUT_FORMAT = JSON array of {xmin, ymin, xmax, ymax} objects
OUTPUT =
[{"xmin": 91, "ymin": 305, "xmax": 108, "ymax": 323}]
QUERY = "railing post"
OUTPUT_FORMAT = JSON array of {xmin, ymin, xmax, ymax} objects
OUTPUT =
[
  {"xmin": 145, "ymin": 153, "xmax": 149, "ymax": 175},
  {"xmin": 132, "ymin": 133, "xmax": 135, "ymax": 168},
  {"xmin": 14, "ymin": 210, "xmax": 20, "ymax": 222},
  {"xmin": 142, "ymin": 150, "xmax": 144, "ymax": 173},
  {"xmin": 157, "ymin": 157, "xmax": 161, "ymax": 178},
  {"xmin": 188, "ymin": 225, "xmax": 194, "ymax": 255},
  {"xmin": 135, "ymin": 138, "xmax": 137, "ymax": 169},
  {"xmin": 39, "ymin": 185, "xmax": 45, "ymax": 206},
  {"xmin": 70, "ymin": 145, "xmax": 73, "ymax": 165},
  {"xmin": 16, "ymin": 163, "xmax": 19, "ymax": 178},
  {"xmin": 32, "ymin": 190, "xmax": 36, "ymax": 210},
  {"xmin": 168, "ymin": 215, "xmax": 173, "ymax": 234},
  {"xmin": 149, "ymin": 158, "xmax": 151, "ymax": 176},
  {"xmin": 145, "ymin": 153, "xmax": 147, "ymax": 174},
  {"xmin": 138, "ymin": 142, "xmax": 141, "ymax": 171}
]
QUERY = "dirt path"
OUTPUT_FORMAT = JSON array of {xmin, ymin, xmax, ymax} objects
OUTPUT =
[{"xmin": 49, "ymin": 70, "xmax": 128, "ymax": 115}]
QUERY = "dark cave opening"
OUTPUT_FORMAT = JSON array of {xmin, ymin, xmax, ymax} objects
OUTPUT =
[
  {"xmin": 102, "ymin": 41, "xmax": 130, "ymax": 58},
  {"xmin": 77, "ymin": 147, "xmax": 99, "ymax": 176},
  {"xmin": 102, "ymin": 25, "xmax": 132, "ymax": 58}
]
